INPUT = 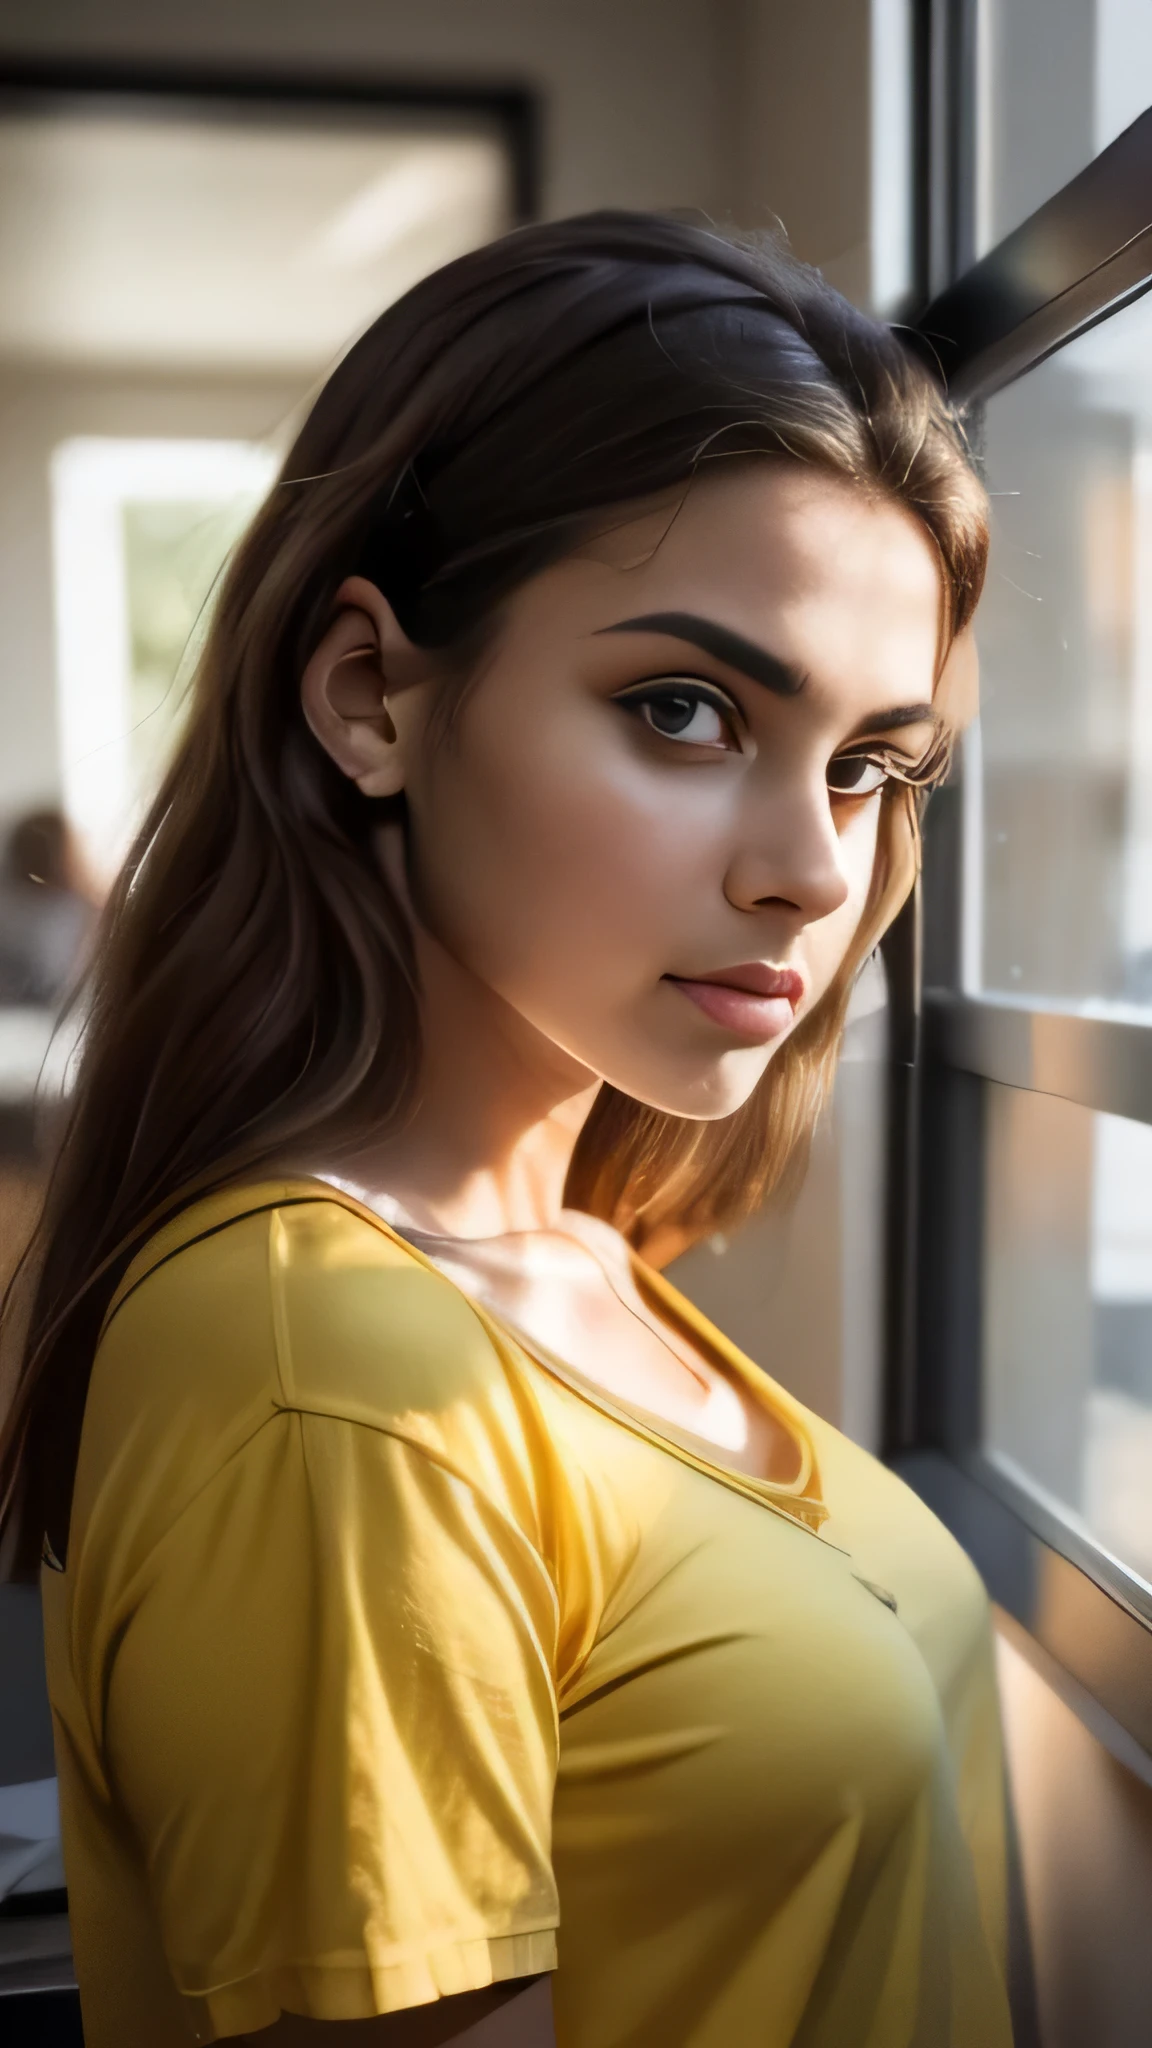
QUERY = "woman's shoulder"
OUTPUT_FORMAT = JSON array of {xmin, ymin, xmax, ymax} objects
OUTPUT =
[
  {"xmin": 73, "ymin": 1179, "xmax": 558, "ymax": 1589},
  {"xmin": 65, "ymin": 1186, "xmax": 573, "ymax": 1743},
  {"xmin": 97, "ymin": 1177, "xmax": 519, "ymax": 1434}
]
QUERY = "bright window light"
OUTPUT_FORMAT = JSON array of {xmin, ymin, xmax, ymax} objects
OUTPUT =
[{"xmin": 50, "ymin": 436, "xmax": 276, "ymax": 881}]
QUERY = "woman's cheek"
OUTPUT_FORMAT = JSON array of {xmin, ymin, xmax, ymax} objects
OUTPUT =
[
  {"xmin": 406, "ymin": 761, "xmax": 649, "ymax": 990},
  {"xmin": 490, "ymin": 740, "xmax": 701, "ymax": 931},
  {"xmin": 840, "ymin": 798, "xmax": 884, "ymax": 906}
]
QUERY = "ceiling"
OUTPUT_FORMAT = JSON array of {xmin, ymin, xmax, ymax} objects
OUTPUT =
[{"xmin": 0, "ymin": 108, "xmax": 512, "ymax": 375}]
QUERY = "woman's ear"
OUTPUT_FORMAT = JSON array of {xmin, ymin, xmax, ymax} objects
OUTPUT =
[{"xmin": 300, "ymin": 576, "xmax": 430, "ymax": 798}]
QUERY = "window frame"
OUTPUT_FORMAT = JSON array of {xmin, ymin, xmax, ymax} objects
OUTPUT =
[{"xmin": 889, "ymin": 36, "xmax": 1152, "ymax": 1756}]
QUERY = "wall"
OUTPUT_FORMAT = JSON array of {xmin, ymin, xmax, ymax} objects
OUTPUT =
[
  {"xmin": 0, "ymin": 0, "xmax": 739, "ymax": 225},
  {"xmin": 0, "ymin": 0, "xmax": 876, "ymax": 280},
  {"xmin": 723, "ymin": 0, "xmax": 875, "ymax": 303}
]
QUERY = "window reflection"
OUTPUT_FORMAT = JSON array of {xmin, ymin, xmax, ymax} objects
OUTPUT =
[
  {"xmin": 983, "ymin": 1082, "xmax": 1152, "ymax": 1587},
  {"xmin": 971, "ymin": 290, "xmax": 1152, "ymax": 1009},
  {"xmin": 976, "ymin": 0, "xmax": 1152, "ymax": 253}
]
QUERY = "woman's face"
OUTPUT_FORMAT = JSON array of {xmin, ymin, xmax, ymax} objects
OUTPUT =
[{"xmin": 319, "ymin": 466, "xmax": 945, "ymax": 1120}]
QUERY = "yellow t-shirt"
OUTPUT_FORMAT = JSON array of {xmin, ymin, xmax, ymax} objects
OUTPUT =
[{"xmin": 42, "ymin": 1181, "xmax": 1012, "ymax": 2048}]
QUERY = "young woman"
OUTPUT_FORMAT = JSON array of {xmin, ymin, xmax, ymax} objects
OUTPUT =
[{"xmin": 0, "ymin": 214, "xmax": 1009, "ymax": 2047}]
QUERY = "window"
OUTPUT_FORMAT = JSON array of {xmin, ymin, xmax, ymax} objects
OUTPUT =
[
  {"xmin": 900, "ymin": 60, "xmax": 1152, "ymax": 1747},
  {"xmin": 983, "ymin": 1087, "xmax": 1152, "ymax": 1590},
  {"xmin": 975, "ymin": 0, "xmax": 1152, "ymax": 252},
  {"xmin": 50, "ymin": 437, "xmax": 277, "ymax": 880},
  {"xmin": 970, "ymin": 293, "xmax": 1152, "ymax": 1008},
  {"xmin": 936, "ymin": 152, "xmax": 1152, "ymax": 1615}
]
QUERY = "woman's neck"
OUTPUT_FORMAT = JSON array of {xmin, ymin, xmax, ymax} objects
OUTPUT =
[{"xmin": 333, "ymin": 920, "xmax": 601, "ymax": 1239}]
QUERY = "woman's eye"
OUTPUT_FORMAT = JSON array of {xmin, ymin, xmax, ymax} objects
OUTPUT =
[
  {"xmin": 625, "ymin": 685, "xmax": 737, "ymax": 749},
  {"xmin": 827, "ymin": 753, "xmax": 890, "ymax": 797}
]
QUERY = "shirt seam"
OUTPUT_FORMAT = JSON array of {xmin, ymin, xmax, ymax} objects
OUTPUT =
[
  {"xmin": 264, "ymin": 1201, "xmax": 573, "ymax": 1649},
  {"xmin": 93, "ymin": 1202, "xmax": 563, "ymax": 1667},
  {"xmin": 101, "ymin": 1194, "xmax": 326, "ymax": 1340},
  {"xmin": 91, "ymin": 1406, "xmax": 564, "ymax": 1756},
  {"xmin": 101, "ymin": 1403, "xmax": 561, "ymax": 1638},
  {"xmin": 289, "ymin": 1400, "xmax": 563, "ymax": 1704}
]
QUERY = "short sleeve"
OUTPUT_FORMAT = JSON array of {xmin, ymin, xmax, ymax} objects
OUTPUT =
[{"xmin": 101, "ymin": 1405, "xmax": 561, "ymax": 2040}]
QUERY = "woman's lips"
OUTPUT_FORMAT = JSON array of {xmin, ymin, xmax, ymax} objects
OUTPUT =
[{"xmin": 664, "ymin": 964, "xmax": 804, "ymax": 1043}]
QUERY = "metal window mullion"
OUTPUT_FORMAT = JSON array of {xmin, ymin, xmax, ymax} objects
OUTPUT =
[{"xmin": 926, "ymin": 993, "xmax": 1152, "ymax": 1126}]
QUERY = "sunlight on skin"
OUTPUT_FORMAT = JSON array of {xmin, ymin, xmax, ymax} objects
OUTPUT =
[{"xmin": 300, "ymin": 464, "xmax": 944, "ymax": 1245}]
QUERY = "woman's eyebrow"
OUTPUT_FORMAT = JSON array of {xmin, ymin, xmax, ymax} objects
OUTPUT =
[
  {"xmin": 596, "ymin": 611, "xmax": 808, "ymax": 696},
  {"xmin": 597, "ymin": 614, "xmax": 941, "ymax": 738}
]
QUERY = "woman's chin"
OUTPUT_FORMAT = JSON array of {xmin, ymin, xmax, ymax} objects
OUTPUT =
[{"xmin": 602, "ymin": 1044, "xmax": 775, "ymax": 1121}]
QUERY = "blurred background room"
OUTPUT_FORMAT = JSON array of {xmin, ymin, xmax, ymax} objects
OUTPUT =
[{"xmin": 0, "ymin": 4, "xmax": 1151, "ymax": 2044}]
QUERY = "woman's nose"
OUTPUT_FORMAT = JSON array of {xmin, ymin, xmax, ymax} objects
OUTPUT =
[{"xmin": 722, "ymin": 782, "xmax": 851, "ymax": 923}]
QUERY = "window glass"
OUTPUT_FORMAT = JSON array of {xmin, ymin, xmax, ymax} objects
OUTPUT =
[
  {"xmin": 968, "ymin": 287, "xmax": 1152, "ymax": 1007},
  {"xmin": 983, "ymin": 1081, "xmax": 1152, "ymax": 1587},
  {"xmin": 977, "ymin": 0, "xmax": 1152, "ymax": 252},
  {"xmin": 50, "ymin": 438, "xmax": 276, "ymax": 884},
  {"xmin": 123, "ymin": 497, "xmax": 260, "ymax": 801}
]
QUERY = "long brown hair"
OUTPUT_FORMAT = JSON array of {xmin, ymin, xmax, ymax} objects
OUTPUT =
[{"xmin": 0, "ymin": 212, "xmax": 988, "ymax": 1574}]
